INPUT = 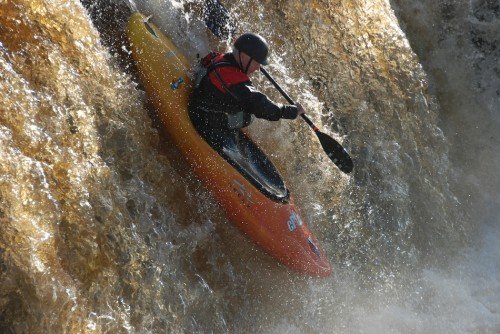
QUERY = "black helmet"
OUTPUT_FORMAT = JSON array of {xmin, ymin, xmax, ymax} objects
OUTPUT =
[{"xmin": 234, "ymin": 33, "xmax": 269, "ymax": 65}]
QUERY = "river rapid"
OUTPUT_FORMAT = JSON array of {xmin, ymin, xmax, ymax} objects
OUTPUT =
[{"xmin": 0, "ymin": 0, "xmax": 498, "ymax": 333}]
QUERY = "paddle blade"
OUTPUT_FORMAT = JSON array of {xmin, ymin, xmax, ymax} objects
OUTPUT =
[
  {"xmin": 316, "ymin": 131, "xmax": 354, "ymax": 173},
  {"xmin": 203, "ymin": 0, "xmax": 235, "ymax": 39}
]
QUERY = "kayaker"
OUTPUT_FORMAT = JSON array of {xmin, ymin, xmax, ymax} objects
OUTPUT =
[{"xmin": 189, "ymin": 33, "xmax": 305, "ymax": 150}]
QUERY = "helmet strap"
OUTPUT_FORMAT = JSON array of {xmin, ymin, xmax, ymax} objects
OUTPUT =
[
  {"xmin": 237, "ymin": 51, "xmax": 253, "ymax": 74},
  {"xmin": 238, "ymin": 52, "xmax": 243, "ymax": 70},
  {"xmin": 244, "ymin": 57, "xmax": 253, "ymax": 74}
]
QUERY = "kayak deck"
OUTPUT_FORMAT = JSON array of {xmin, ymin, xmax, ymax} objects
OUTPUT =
[{"xmin": 196, "ymin": 128, "xmax": 290, "ymax": 202}]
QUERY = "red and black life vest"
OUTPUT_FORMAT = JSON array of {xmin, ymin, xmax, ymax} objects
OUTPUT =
[
  {"xmin": 190, "ymin": 52, "xmax": 254, "ymax": 130},
  {"xmin": 201, "ymin": 52, "xmax": 249, "ymax": 96}
]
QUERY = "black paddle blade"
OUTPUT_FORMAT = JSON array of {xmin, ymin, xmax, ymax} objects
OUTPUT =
[
  {"xmin": 203, "ymin": 0, "xmax": 235, "ymax": 39},
  {"xmin": 316, "ymin": 131, "xmax": 354, "ymax": 173}
]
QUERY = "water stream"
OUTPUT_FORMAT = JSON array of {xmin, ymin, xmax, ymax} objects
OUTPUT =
[{"xmin": 0, "ymin": 0, "xmax": 498, "ymax": 333}]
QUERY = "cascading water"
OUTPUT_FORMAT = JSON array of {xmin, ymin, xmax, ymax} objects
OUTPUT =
[{"xmin": 0, "ymin": 0, "xmax": 498, "ymax": 333}]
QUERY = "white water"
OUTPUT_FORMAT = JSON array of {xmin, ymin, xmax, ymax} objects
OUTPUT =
[{"xmin": 0, "ymin": 0, "xmax": 498, "ymax": 332}]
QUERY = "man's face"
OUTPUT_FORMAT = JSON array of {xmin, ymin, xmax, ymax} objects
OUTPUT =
[{"xmin": 239, "ymin": 52, "xmax": 262, "ymax": 75}]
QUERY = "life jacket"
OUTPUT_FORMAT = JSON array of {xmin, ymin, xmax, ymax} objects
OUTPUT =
[{"xmin": 192, "ymin": 52, "xmax": 255, "ymax": 130}]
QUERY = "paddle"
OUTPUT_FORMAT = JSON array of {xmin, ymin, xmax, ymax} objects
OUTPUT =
[
  {"xmin": 260, "ymin": 67, "xmax": 354, "ymax": 174},
  {"xmin": 202, "ymin": 0, "xmax": 234, "ymax": 39},
  {"xmin": 201, "ymin": 1, "xmax": 353, "ymax": 173}
]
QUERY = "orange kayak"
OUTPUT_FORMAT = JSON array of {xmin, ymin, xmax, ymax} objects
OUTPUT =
[{"xmin": 127, "ymin": 12, "xmax": 331, "ymax": 277}]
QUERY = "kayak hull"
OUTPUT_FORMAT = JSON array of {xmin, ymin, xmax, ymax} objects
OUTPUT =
[{"xmin": 127, "ymin": 13, "xmax": 331, "ymax": 277}]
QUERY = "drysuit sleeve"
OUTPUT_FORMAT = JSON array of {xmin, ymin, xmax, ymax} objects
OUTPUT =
[{"xmin": 230, "ymin": 82, "xmax": 299, "ymax": 121}]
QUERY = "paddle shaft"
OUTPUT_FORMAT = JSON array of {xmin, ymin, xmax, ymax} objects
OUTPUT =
[
  {"xmin": 260, "ymin": 67, "xmax": 354, "ymax": 173},
  {"xmin": 260, "ymin": 68, "xmax": 320, "ymax": 131}
]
